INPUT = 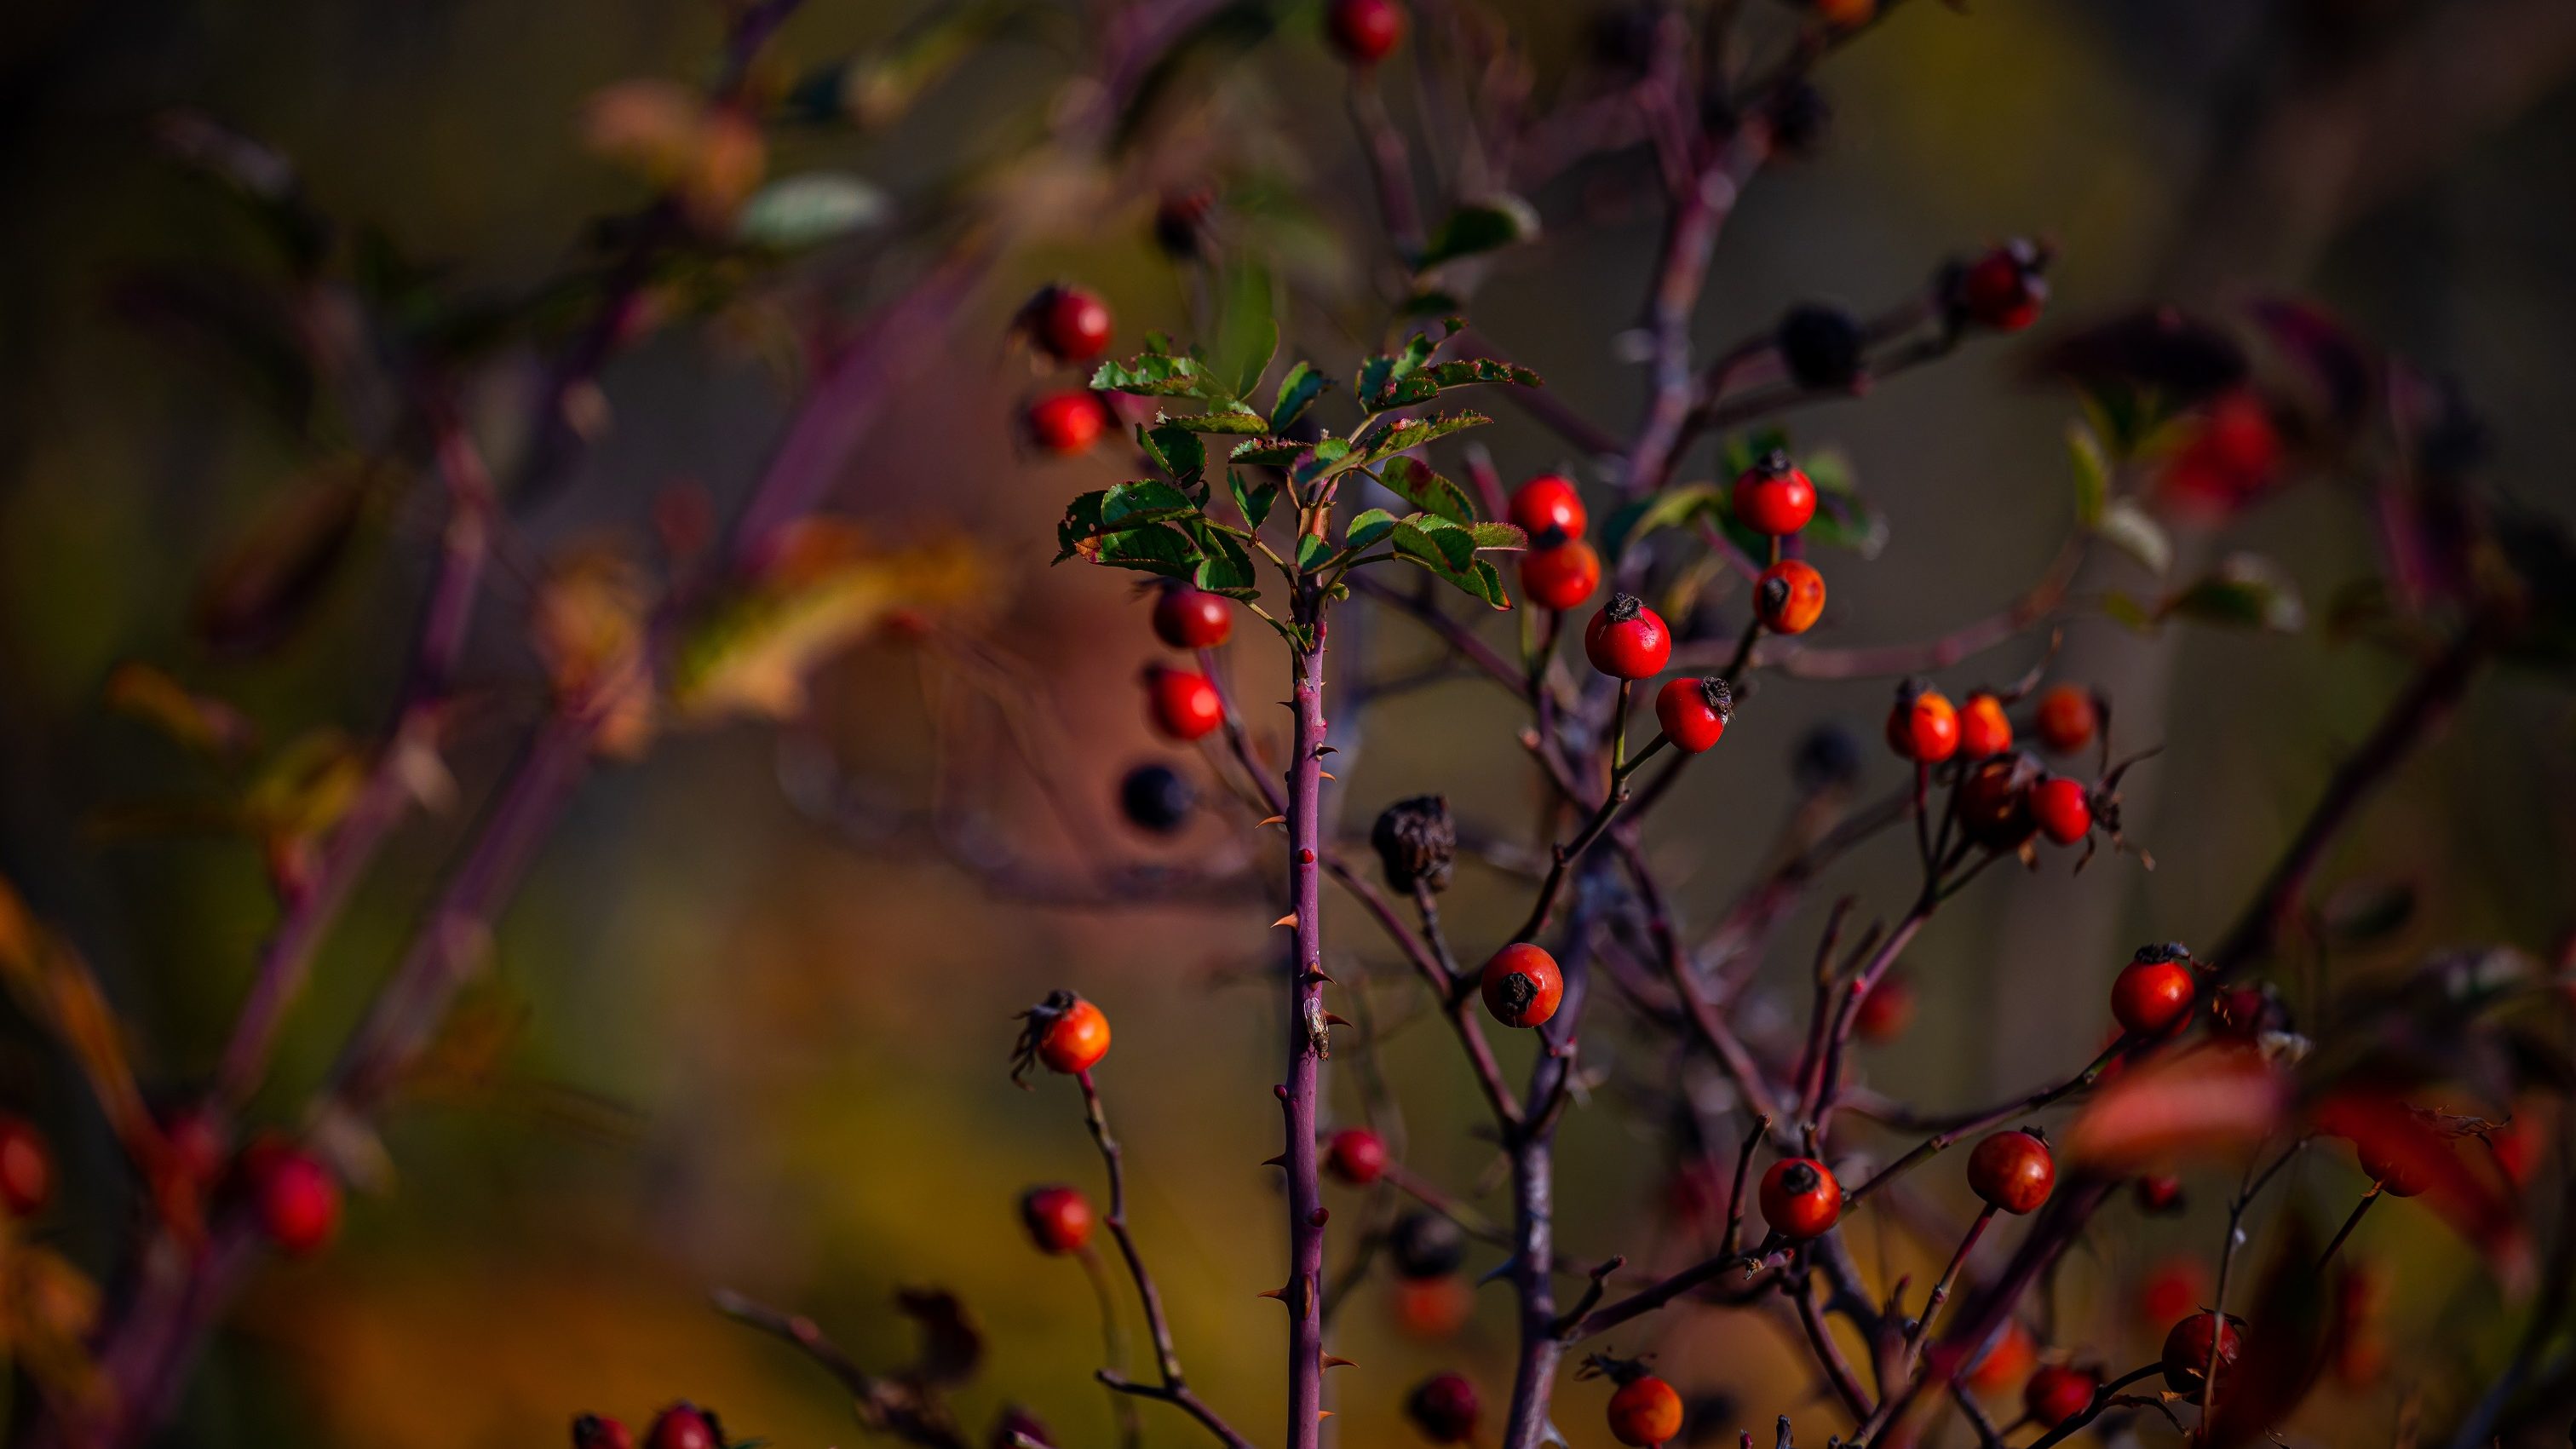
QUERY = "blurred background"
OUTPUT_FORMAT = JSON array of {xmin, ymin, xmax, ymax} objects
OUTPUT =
[{"xmin": 3, "ymin": 1, "xmax": 2574, "ymax": 1446}]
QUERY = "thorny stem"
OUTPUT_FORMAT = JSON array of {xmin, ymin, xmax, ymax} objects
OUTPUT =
[{"xmin": 1279, "ymin": 584, "xmax": 1331, "ymax": 1449}]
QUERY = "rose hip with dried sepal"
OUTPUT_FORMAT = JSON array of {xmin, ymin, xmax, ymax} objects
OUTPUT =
[
  {"xmin": 1481, "ymin": 943, "xmax": 1563, "ymax": 1028},
  {"xmin": 1754, "ymin": 559, "xmax": 1826, "ymax": 634},
  {"xmin": 1585, "ymin": 594, "xmax": 1671, "ymax": 679},
  {"xmin": 1010, "ymin": 991, "xmax": 1112, "ymax": 1082},
  {"xmin": 1654, "ymin": 676, "xmax": 1733, "ymax": 754}
]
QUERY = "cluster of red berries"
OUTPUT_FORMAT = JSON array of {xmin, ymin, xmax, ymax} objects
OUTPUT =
[
  {"xmin": 1890, "ymin": 676, "xmax": 2107, "ymax": 851},
  {"xmin": 1512, "ymin": 474, "xmax": 1599, "ymax": 611},
  {"xmin": 572, "ymin": 1403, "xmax": 728, "ymax": 1449},
  {"xmin": 1019, "ymin": 284, "xmax": 1117, "ymax": 457},
  {"xmin": 1139, "ymin": 583, "xmax": 1233, "ymax": 742}
]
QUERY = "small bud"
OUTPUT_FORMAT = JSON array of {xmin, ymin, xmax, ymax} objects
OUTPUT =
[{"xmin": 1371, "ymin": 794, "xmax": 1457, "ymax": 894}]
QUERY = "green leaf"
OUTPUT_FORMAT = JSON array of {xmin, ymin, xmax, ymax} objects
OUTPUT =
[
  {"xmin": 1143, "ymin": 425, "xmax": 1205, "ymax": 486},
  {"xmin": 1465, "ymin": 520, "xmax": 1529, "ymax": 550},
  {"xmin": 2067, "ymin": 420, "xmax": 2111, "ymax": 527},
  {"xmin": 1230, "ymin": 437, "xmax": 1310, "ymax": 467},
  {"xmin": 1601, "ymin": 483, "xmax": 1720, "ymax": 561},
  {"xmin": 1292, "ymin": 438, "xmax": 1352, "ymax": 488},
  {"xmin": 2097, "ymin": 498, "xmax": 2173, "ymax": 576},
  {"xmin": 1296, "ymin": 533, "xmax": 1336, "ymax": 573},
  {"xmin": 1344, "ymin": 508, "xmax": 1400, "ymax": 553},
  {"xmin": 1211, "ymin": 260, "xmax": 1279, "ymax": 401},
  {"xmin": 735, "ymin": 173, "xmax": 893, "ymax": 250},
  {"xmin": 2098, "ymin": 590, "xmax": 2158, "ymax": 633},
  {"xmin": 1055, "ymin": 491, "xmax": 1109, "ymax": 561},
  {"xmin": 1801, "ymin": 457, "xmax": 1888, "ymax": 559},
  {"xmin": 1090, "ymin": 352, "xmax": 1211, "ymax": 397},
  {"xmin": 1346, "ymin": 411, "xmax": 1493, "ymax": 471},
  {"xmin": 1227, "ymin": 469, "xmax": 1279, "ymax": 528},
  {"xmin": 1270, "ymin": 361, "xmax": 1327, "ymax": 434},
  {"xmin": 1184, "ymin": 519, "xmax": 1261, "ymax": 597},
  {"xmin": 1379, "ymin": 457, "xmax": 1477, "ymax": 525},
  {"xmin": 2161, "ymin": 553, "xmax": 2304, "ymax": 632},
  {"xmin": 1392, "ymin": 517, "xmax": 1478, "ymax": 574},
  {"xmin": 1090, "ymin": 525, "xmax": 1202, "ymax": 580},
  {"xmin": 1416, "ymin": 194, "xmax": 1541, "ymax": 271},
  {"xmin": 1099, "ymin": 479, "xmax": 1200, "ymax": 529},
  {"xmin": 1158, "ymin": 404, "xmax": 1269, "ymax": 434}
]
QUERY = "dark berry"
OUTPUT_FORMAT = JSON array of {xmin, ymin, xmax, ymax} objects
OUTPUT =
[
  {"xmin": 1777, "ymin": 304, "xmax": 1865, "ymax": 390},
  {"xmin": 1389, "ymin": 1210, "xmax": 1467, "ymax": 1279},
  {"xmin": 1118, "ymin": 762, "xmax": 1196, "ymax": 835}
]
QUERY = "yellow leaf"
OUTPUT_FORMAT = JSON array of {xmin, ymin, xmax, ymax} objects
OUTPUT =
[
  {"xmin": 103, "ymin": 663, "xmax": 258, "ymax": 758},
  {"xmin": 671, "ymin": 529, "xmax": 983, "ymax": 722}
]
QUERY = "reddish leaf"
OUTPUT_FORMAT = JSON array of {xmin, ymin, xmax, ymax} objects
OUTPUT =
[
  {"xmin": 2203, "ymin": 1216, "xmax": 2332, "ymax": 1448},
  {"xmin": 2063, "ymin": 1045, "xmax": 2292, "ymax": 1174},
  {"xmin": 2309, "ymin": 1090, "xmax": 2533, "ymax": 1289}
]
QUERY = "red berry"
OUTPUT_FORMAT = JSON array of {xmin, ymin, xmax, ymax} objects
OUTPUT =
[
  {"xmin": 1039, "ymin": 996, "xmax": 1113, "ymax": 1074},
  {"xmin": 574, "ymin": 1417, "xmax": 634, "ymax": 1449},
  {"xmin": 1144, "ymin": 665, "xmax": 1224, "ymax": 742},
  {"xmin": 1020, "ymin": 1184, "xmax": 1096, "ymax": 1254},
  {"xmin": 2161, "ymin": 1312, "xmax": 2245, "ymax": 1395},
  {"xmin": 1956, "ymin": 240, "xmax": 2049, "ymax": 332},
  {"xmin": 1962, "ymin": 1320, "xmax": 2035, "ymax": 1394},
  {"xmin": 245, "ymin": 1138, "xmax": 340, "ymax": 1256},
  {"xmin": 0, "ymin": 1115, "xmax": 53, "ymax": 1216},
  {"xmin": 1152, "ymin": 584, "xmax": 1233, "ymax": 650},
  {"xmin": 647, "ymin": 1404, "xmax": 720, "ymax": 1449},
  {"xmin": 1026, "ymin": 390, "xmax": 1109, "ymax": 455},
  {"xmin": 1605, "ymin": 1374, "xmax": 1683, "ymax": 1448},
  {"xmin": 2021, "ymin": 1363, "xmax": 2099, "ymax": 1429},
  {"xmin": 1406, "ymin": 1372, "xmax": 1480, "ymax": 1444},
  {"xmin": 2165, "ymin": 391, "xmax": 2282, "ymax": 510},
  {"xmin": 1393, "ymin": 1276, "xmax": 1473, "ymax": 1338},
  {"xmin": 1521, "ymin": 540, "xmax": 1601, "ymax": 612},
  {"xmin": 1325, "ymin": 1127, "xmax": 1389, "ymax": 1186},
  {"xmin": 1753, "ymin": 559, "xmax": 1826, "ymax": 634},
  {"xmin": 1730, "ymin": 451, "xmax": 1817, "ymax": 536},
  {"xmin": 1654, "ymin": 677, "xmax": 1733, "ymax": 755},
  {"xmin": 1958, "ymin": 692, "xmax": 2012, "ymax": 757},
  {"xmin": 1480, "ymin": 943, "xmax": 1563, "ymax": 1029},
  {"xmin": 2135, "ymin": 1174, "xmax": 2187, "ymax": 1215},
  {"xmin": 1967, "ymin": 1130, "xmax": 2056, "ymax": 1215},
  {"xmin": 1509, "ymin": 474, "xmax": 1587, "ymax": 546},
  {"xmin": 1584, "ymin": 594, "xmax": 1671, "ymax": 679},
  {"xmin": 1885, "ymin": 684, "xmax": 1960, "ymax": 763},
  {"xmin": 2136, "ymin": 1255, "xmax": 2211, "ymax": 1329},
  {"xmin": 1325, "ymin": 0, "xmax": 1406, "ymax": 64},
  {"xmin": 2033, "ymin": 685, "xmax": 2097, "ymax": 754},
  {"xmin": 2028, "ymin": 776, "xmax": 2092, "ymax": 844},
  {"xmin": 1758, "ymin": 1157, "xmax": 1843, "ymax": 1239},
  {"xmin": 1853, "ymin": 974, "xmax": 1914, "ymax": 1043},
  {"xmin": 2111, "ymin": 947, "xmax": 2197, "ymax": 1038},
  {"xmin": 1033, "ymin": 286, "xmax": 1113, "ymax": 363}
]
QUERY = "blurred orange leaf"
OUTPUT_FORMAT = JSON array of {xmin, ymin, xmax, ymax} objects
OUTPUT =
[
  {"xmin": 671, "ymin": 527, "xmax": 983, "ymax": 722},
  {"xmin": 2063, "ymin": 1045, "xmax": 2293, "ymax": 1173},
  {"xmin": 103, "ymin": 662, "xmax": 258, "ymax": 759}
]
